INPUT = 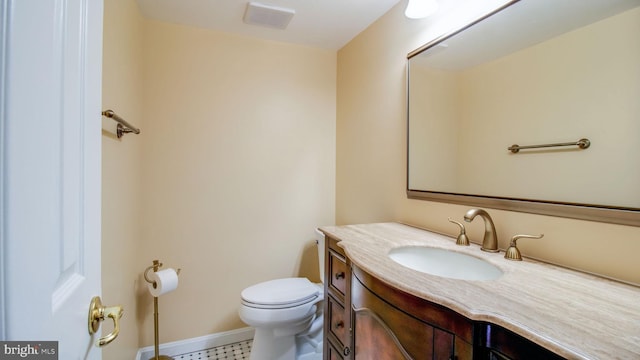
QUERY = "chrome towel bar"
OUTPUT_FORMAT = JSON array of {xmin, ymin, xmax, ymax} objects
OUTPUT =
[
  {"xmin": 101, "ymin": 109, "xmax": 140, "ymax": 138},
  {"xmin": 508, "ymin": 138, "xmax": 590, "ymax": 153}
]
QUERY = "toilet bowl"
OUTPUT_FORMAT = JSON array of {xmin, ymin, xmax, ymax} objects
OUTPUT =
[{"xmin": 238, "ymin": 230, "xmax": 325, "ymax": 360}]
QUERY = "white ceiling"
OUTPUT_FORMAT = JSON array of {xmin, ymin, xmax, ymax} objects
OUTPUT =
[{"xmin": 136, "ymin": 0, "xmax": 402, "ymax": 50}]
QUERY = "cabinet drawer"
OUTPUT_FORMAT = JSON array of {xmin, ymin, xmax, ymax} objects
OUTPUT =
[
  {"xmin": 328, "ymin": 251, "xmax": 347, "ymax": 296},
  {"xmin": 327, "ymin": 340, "xmax": 345, "ymax": 360},
  {"xmin": 328, "ymin": 296, "xmax": 348, "ymax": 346}
]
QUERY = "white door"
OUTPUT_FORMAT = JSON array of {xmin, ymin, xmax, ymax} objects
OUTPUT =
[{"xmin": 1, "ymin": 0, "xmax": 105, "ymax": 358}]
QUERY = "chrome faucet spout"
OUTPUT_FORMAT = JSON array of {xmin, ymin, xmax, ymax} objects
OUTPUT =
[{"xmin": 463, "ymin": 209, "xmax": 499, "ymax": 252}]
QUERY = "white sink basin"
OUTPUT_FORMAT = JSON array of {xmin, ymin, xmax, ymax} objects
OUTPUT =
[{"xmin": 388, "ymin": 246, "xmax": 503, "ymax": 281}]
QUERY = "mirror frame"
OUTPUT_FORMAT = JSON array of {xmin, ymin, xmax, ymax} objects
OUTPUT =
[{"xmin": 406, "ymin": 0, "xmax": 640, "ymax": 227}]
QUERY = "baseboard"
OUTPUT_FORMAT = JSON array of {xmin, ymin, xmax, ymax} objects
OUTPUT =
[{"xmin": 135, "ymin": 327, "xmax": 255, "ymax": 360}]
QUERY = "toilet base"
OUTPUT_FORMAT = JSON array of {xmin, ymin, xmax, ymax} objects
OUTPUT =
[
  {"xmin": 249, "ymin": 328, "xmax": 323, "ymax": 360},
  {"xmin": 250, "ymin": 328, "xmax": 296, "ymax": 360},
  {"xmin": 248, "ymin": 308, "xmax": 323, "ymax": 360},
  {"xmin": 295, "ymin": 324, "xmax": 323, "ymax": 360}
]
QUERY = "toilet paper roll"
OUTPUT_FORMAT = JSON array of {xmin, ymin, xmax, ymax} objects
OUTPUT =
[{"xmin": 147, "ymin": 268, "xmax": 179, "ymax": 297}]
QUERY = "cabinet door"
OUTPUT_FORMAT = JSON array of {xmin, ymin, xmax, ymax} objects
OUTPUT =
[
  {"xmin": 352, "ymin": 276, "xmax": 454, "ymax": 360},
  {"xmin": 353, "ymin": 308, "xmax": 412, "ymax": 359}
]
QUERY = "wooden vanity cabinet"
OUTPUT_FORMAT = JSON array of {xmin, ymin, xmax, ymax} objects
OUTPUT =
[
  {"xmin": 324, "ymin": 235, "xmax": 352, "ymax": 359},
  {"xmin": 322, "ymin": 235, "xmax": 564, "ymax": 360}
]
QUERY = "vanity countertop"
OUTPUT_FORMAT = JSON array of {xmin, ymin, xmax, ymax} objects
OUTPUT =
[{"xmin": 319, "ymin": 222, "xmax": 640, "ymax": 360}]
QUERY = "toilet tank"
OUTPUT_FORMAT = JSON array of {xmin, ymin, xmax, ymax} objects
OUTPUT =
[{"xmin": 315, "ymin": 229, "xmax": 325, "ymax": 284}]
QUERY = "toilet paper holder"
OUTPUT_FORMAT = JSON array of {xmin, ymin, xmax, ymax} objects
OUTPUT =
[
  {"xmin": 143, "ymin": 259, "xmax": 181, "ymax": 360},
  {"xmin": 144, "ymin": 260, "xmax": 181, "ymax": 290}
]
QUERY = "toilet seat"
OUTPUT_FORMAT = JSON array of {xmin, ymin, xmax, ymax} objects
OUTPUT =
[{"xmin": 241, "ymin": 278, "xmax": 320, "ymax": 309}]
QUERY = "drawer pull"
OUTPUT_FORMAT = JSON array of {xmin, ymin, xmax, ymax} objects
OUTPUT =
[
  {"xmin": 334, "ymin": 321, "xmax": 344, "ymax": 329},
  {"xmin": 335, "ymin": 271, "xmax": 345, "ymax": 280}
]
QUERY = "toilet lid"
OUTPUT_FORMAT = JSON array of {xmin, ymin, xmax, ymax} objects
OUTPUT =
[{"xmin": 241, "ymin": 278, "xmax": 319, "ymax": 308}]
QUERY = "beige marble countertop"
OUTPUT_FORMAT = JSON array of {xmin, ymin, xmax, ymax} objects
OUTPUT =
[{"xmin": 320, "ymin": 222, "xmax": 640, "ymax": 360}]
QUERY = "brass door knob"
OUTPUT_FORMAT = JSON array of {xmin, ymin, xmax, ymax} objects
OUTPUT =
[{"xmin": 88, "ymin": 296, "xmax": 124, "ymax": 347}]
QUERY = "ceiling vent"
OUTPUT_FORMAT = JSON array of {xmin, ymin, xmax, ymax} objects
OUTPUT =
[{"xmin": 243, "ymin": 2, "xmax": 295, "ymax": 30}]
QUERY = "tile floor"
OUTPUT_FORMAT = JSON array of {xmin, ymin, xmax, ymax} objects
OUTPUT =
[{"xmin": 173, "ymin": 340, "xmax": 252, "ymax": 360}]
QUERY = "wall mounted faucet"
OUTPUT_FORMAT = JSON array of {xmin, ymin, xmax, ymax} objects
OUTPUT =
[{"xmin": 464, "ymin": 209, "xmax": 499, "ymax": 252}]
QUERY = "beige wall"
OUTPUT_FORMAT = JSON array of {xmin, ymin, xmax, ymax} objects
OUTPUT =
[
  {"xmin": 101, "ymin": 0, "xmax": 145, "ymax": 358},
  {"xmin": 102, "ymin": 2, "xmax": 335, "ymax": 357},
  {"xmin": 138, "ymin": 20, "xmax": 336, "ymax": 345},
  {"xmin": 336, "ymin": 0, "xmax": 640, "ymax": 285}
]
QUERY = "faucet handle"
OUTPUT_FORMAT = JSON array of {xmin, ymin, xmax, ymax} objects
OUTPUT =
[
  {"xmin": 448, "ymin": 218, "xmax": 470, "ymax": 246},
  {"xmin": 505, "ymin": 234, "xmax": 544, "ymax": 261}
]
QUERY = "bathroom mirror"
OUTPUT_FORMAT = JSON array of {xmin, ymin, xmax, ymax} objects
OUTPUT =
[{"xmin": 407, "ymin": 0, "xmax": 640, "ymax": 226}]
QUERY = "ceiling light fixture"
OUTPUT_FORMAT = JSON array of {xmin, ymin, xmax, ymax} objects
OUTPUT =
[{"xmin": 405, "ymin": 0, "xmax": 439, "ymax": 19}]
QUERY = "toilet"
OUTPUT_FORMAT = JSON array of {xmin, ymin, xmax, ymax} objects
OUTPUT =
[{"xmin": 239, "ymin": 230, "xmax": 325, "ymax": 360}]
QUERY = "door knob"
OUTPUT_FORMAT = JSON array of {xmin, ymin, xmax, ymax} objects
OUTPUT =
[{"xmin": 88, "ymin": 296, "xmax": 124, "ymax": 347}]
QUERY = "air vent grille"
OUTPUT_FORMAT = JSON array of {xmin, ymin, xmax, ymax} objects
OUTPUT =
[{"xmin": 243, "ymin": 2, "xmax": 295, "ymax": 30}]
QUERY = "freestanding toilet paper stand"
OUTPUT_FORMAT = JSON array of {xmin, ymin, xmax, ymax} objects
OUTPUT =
[{"xmin": 144, "ymin": 260, "xmax": 181, "ymax": 360}]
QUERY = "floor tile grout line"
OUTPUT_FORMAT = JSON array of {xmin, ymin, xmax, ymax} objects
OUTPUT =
[{"xmin": 173, "ymin": 339, "xmax": 252, "ymax": 360}]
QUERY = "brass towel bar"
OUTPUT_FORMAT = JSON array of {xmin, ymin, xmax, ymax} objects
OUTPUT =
[
  {"xmin": 101, "ymin": 109, "xmax": 141, "ymax": 138},
  {"xmin": 508, "ymin": 138, "xmax": 590, "ymax": 153}
]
